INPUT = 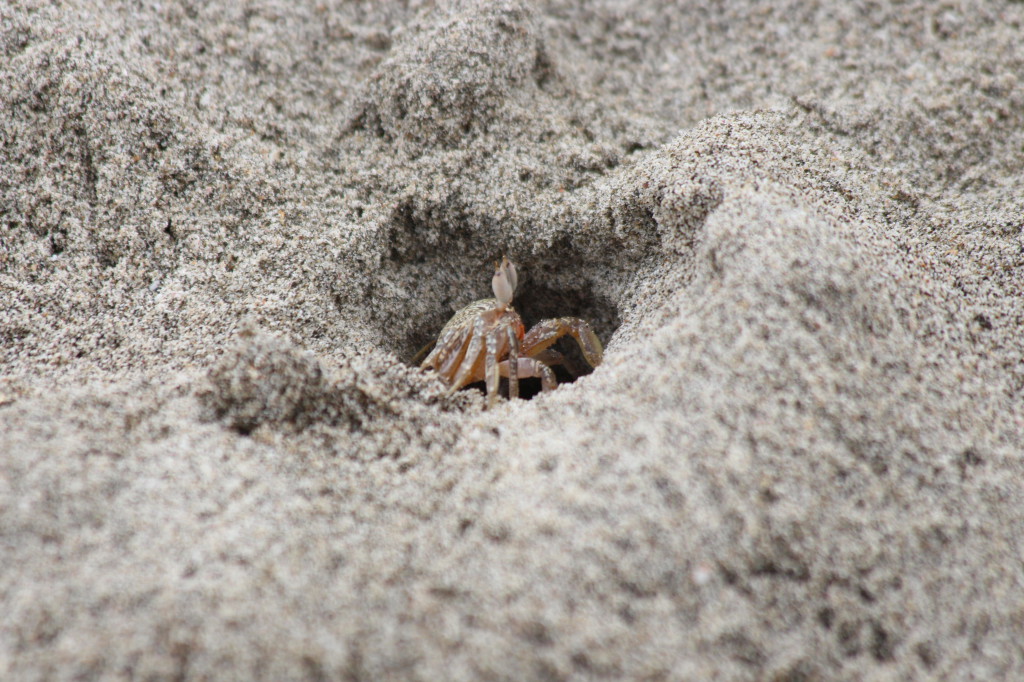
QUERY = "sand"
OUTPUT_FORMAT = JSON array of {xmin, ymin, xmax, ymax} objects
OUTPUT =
[{"xmin": 3, "ymin": 0, "xmax": 1024, "ymax": 679}]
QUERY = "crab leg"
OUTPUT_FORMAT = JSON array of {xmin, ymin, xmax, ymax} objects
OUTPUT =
[
  {"xmin": 521, "ymin": 317, "xmax": 604, "ymax": 368},
  {"xmin": 505, "ymin": 324, "xmax": 519, "ymax": 401},
  {"xmin": 434, "ymin": 329, "xmax": 470, "ymax": 379},
  {"xmin": 484, "ymin": 327, "xmax": 501, "ymax": 409},
  {"xmin": 499, "ymin": 357, "xmax": 556, "ymax": 392},
  {"xmin": 449, "ymin": 316, "xmax": 487, "ymax": 393},
  {"xmin": 423, "ymin": 325, "xmax": 463, "ymax": 372},
  {"xmin": 420, "ymin": 337, "xmax": 445, "ymax": 370}
]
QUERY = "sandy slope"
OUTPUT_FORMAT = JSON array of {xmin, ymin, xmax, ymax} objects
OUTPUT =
[{"xmin": 3, "ymin": 0, "xmax": 1024, "ymax": 679}]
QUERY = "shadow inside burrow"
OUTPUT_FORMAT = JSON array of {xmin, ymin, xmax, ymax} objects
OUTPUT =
[
  {"xmin": 350, "ymin": 192, "xmax": 651, "ymax": 401},
  {"xmin": 371, "ymin": 203, "xmax": 625, "ymax": 365}
]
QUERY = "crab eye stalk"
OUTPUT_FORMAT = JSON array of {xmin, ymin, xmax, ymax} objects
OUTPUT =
[{"xmin": 492, "ymin": 256, "xmax": 517, "ymax": 306}]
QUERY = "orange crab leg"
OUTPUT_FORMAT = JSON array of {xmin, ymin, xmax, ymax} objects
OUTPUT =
[
  {"xmin": 429, "ymin": 323, "xmax": 476, "ymax": 383},
  {"xmin": 521, "ymin": 317, "xmax": 604, "ymax": 369},
  {"xmin": 422, "ymin": 325, "xmax": 463, "ymax": 376},
  {"xmin": 450, "ymin": 316, "xmax": 487, "ymax": 394}
]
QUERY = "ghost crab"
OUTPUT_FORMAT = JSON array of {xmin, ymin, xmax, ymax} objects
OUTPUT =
[{"xmin": 420, "ymin": 257, "xmax": 603, "ymax": 408}]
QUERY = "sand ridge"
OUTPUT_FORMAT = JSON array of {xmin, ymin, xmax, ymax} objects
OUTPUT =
[{"xmin": 3, "ymin": 0, "xmax": 1024, "ymax": 679}]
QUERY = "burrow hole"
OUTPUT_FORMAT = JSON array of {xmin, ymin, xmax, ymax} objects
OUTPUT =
[{"xmin": 406, "ymin": 263, "xmax": 621, "ymax": 402}]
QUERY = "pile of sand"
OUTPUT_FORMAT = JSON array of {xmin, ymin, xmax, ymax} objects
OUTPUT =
[{"xmin": 3, "ymin": 0, "xmax": 1023, "ymax": 678}]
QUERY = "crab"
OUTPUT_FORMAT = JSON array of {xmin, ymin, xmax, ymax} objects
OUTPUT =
[{"xmin": 420, "ymin": 257, "xmax": 603, "ymax": 408}]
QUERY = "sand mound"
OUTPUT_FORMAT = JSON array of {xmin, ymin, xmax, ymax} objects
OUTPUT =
[{"xmin": 3, "ymin": 0, "xmax": 1023, "ymax": 679}]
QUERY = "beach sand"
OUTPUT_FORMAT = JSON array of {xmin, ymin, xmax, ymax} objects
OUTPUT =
[{"xmin": 3, "ymin": 0, "xmax": 1024, "ymax": 678}]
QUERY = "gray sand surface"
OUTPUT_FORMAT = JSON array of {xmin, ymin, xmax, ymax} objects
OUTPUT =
[{"xmin": 3, "ymin": 0, "xmax": 1024, "ymax": 679}]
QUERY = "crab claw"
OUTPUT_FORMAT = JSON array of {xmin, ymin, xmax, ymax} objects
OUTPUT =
[{"xmin": 492, "ymin": 256, "xmax": 518, "ymax": 307}]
